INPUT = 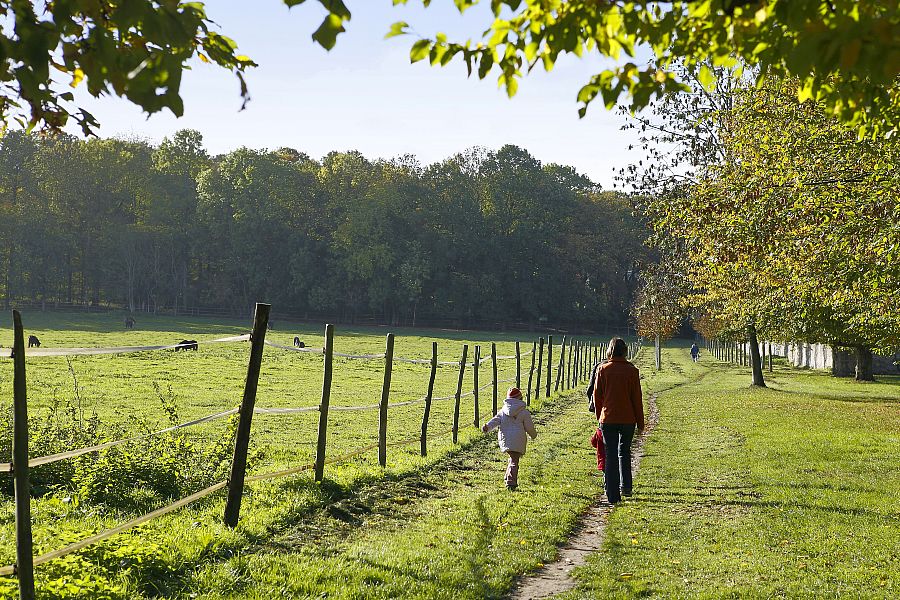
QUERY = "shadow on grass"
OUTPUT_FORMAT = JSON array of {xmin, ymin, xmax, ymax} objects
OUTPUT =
[
  {"xmin": 30, "ymin": 388, "xmax": 580, "ymax": 597},
  {"xmin": 763, "ymin": 383, "xmax": 900, "ymax": 405},
  {"xmin": 155, "ymin": 399, "xmax": 569, "ymax": 594},
  {"xmin": 636, "ymin": 488, "xmax": 897, "ymax": 520}
]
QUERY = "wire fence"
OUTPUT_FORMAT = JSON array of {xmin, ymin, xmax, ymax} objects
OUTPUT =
[{"xmin": 1, "ymin": 305, "xmax": 627, "ymax": 595}]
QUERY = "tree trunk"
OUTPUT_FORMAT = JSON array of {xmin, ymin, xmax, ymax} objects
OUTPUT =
[
  {"xmin": 831, "ymin": 347, "xmax": 854, "ymax": 377},
  {"xmin": 66, "ymin": 254, "xmax": 73, "ymax": 304},
  {"xmin": 854, "ymin": 346, "xmax": 875, "ymax": 381},
  {"xmin": 747, "ymin": 325, "xmax": 766, "ymax": 387},
  {"xmin": 654, "ymin": 334, "xmax": 661, "ymax": 371}
]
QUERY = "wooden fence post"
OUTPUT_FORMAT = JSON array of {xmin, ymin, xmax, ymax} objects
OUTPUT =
[
  {"xmin": 420, "ymin": 342, "xmax": 438, "ymax": 457},
  {"xmin": 586, "ymin": 342, "xmax": 589, "ymax": 378},
  {"xmin": 224, "ymin": 302, "xmax": 270, "ymax": 528},
  {"xmin": 491, "ymin": 343, "xmax": 498, "ymax": 414},
  {"xmin": 473, "ymin": 346, "xmax": 480, "ymax": 428},
  {"xmin": 577, "ymin": 341, "xmax": 582, "ymax": 382},
  {"xmin": 314, "ymin": 324, "xmax": 335, "ymax": 482},
  {"xmin": 554, "ymin": 336, "xmax": 566, "ymax": 392},
  {"xmin": 535, "ymin": 337, "xmax": 544, "ymax": 406},
  {"xmin": 515, "ymin": 342, "xmax": 521, "ymax": 388},
  {"xmin": 452, "ymin": 345, "xmax": 468, "ymax": 444},
  {"xmin": 525, "ymin": 340, "xmax": 536, "ymax": 406},
  {"xmin": 572, "ymin": 340, "xmax": 584, "ymax": 387},
  {"xmin": 571, "ymin": 340, "xmax": 577, "ymax": 386},
  {"xmin": 582, "ymin": 341, "xmax": 587, "ymax": 381},
  {"xmin": 576, "ymin": 340, "xmax": 580, "ymax": 384},
  {"xmin": 768, "ymin": 342, "xmax": 773, "ymax": 372},
  {"xmin": 575, "ymin": 341, "xmax": 580, "ymax": 384},
  {"xmin": 545, "ymin": 335, "xmax": 553, "ymax": 398},
  {"xmin": 378, "ymin": 333, "xmax": 395, "ymax": 468},
  {"xmin": 11, "ymin": 310, "xmax": 35, "ymax": 600},
  {"xmin": 567, "ymin": 339, "xmax": 574, "ymax": 389}
]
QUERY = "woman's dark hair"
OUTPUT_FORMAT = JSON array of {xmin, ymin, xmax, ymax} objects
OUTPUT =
[{"xmin": 607, "ymin": 337, "xmax": 628, "ymax": 359}]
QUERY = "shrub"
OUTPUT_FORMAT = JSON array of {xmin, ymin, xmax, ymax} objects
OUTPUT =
[{"xmin": 0, "ymin": 382, "xmax": 240, "ymax": 511}]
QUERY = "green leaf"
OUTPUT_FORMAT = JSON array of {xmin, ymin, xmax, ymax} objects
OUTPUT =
[
  {"xmin": 698, "ymin": 64, "xmax": 716, "ymax": 92},
  {"xmin": 410, "ymin": 39, "xmax": 431, "ymax": 63},
  {"xmin": 312, "ymin": 14, "xmax": 346, "ymax": 50},
  {"xmin": 385, "ymin": 21, "xmax": 409, "ymax": 39}
]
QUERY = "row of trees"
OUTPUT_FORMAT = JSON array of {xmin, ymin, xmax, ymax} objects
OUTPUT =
[
  {"xmin": 629, "ymin": 67, "xmax": 899, "ymax": 381},
  {"xmin": 0, "ymin": 131, "xmax": 647, "ymax": 328}
]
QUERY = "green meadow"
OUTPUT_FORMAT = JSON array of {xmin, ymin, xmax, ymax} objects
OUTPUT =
[
  {"xmin": 567, "ymin": 350, "xmax": 900, "ymax": 598},
  {"xmin": 0, "ymin": 312, "xmax": 896, "ymax": 599}
]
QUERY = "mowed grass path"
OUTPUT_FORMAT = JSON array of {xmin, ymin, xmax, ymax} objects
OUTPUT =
[{"xmin": 567, "ymin": 347, "xmax": 900, "ymax": 599}]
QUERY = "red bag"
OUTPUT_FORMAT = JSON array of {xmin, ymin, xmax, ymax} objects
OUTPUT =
[{"xmin": 590, "ymin": 427, "xmax": 605, "ymax": 471}]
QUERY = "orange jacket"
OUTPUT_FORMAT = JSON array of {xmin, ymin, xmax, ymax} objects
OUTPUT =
[{"xmin": 592, "ymin": 357, "xmax": 644, "ymax": 429}]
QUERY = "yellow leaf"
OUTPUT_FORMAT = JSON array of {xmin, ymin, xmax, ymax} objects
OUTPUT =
[
  {"xmin": 69, "ymin": 68, "xmax": 84, "ymax": 88},
  {"xmin": 198, "ymin": 53, "xmax": 210, "ymax": 64},
  {"xmin": 754, "ymin": 7, "xmax": 767, "ymax": 24}
]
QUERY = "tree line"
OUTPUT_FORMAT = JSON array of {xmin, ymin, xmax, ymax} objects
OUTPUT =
[
  {"xmin": 0, "ymin": 131, "xmax": 647, "ymax": 329},
  {"xmin": 627, "ymin": 66, "xmax": 899, "ymax": 381}
]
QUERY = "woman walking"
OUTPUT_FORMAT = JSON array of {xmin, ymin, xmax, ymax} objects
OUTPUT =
[{"xmin": 592, "ymin": 337, "xmax": 645, "ymax": 505}]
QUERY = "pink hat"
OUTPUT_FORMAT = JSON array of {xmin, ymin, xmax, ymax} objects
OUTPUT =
[{"xmin": 507, "ymin": 387, "xmax": 522, "ymax": 400}]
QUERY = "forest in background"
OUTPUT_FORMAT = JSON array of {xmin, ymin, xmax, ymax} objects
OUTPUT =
[{"xmin": 0, "ymin": 130, "xmax": 647, "ymax": 329}]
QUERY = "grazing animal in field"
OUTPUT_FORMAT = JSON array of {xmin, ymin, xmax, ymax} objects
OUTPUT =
[
  {"xmin": 124, "ymin": 317, "xmax": 135, "ymax": 329},
  {"xmin": 175, "ymin": 339, "xmax": 198, "ymax": 351},
  {"xmin": 27, "ymin": 335, "xmax": 41, "ymax": 348},
  {"xmin": 293, "ymin": 336, "xmax": 305, "ymax": 348}
]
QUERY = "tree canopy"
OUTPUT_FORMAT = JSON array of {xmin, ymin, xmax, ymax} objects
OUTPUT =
[
  {"xmin": 392, "ymin": 1, "xmax": 900, "ymax": 134},
  {"xmin": 0, "ymin": 131, "xmax": 646, "ymax": 328},
  {"xmin": 630, "ymin": 67, "xmax": 899, "ymax": 380},
  {"xmin": 0, "ymin": 0, "xmax": 348, "ymax": 134},
  {"xmin": 2, "ymin": 1, "xmax": 898, "ymax": 134}
]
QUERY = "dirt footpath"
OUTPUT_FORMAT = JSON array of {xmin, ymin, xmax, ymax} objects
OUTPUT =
[{"xmin": 508, "ymin": 394, "xmax": 660, "ymax": 600}]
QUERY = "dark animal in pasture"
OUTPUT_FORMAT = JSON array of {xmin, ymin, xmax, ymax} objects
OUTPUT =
[
  {"xmin": 293, "ymin": 337, "xmax": 305, "ymax": 348},
  {"xmin": 124, "ymin": 317, "xmax": 135, "ymax": 329},
  {"xmin": 28, "ymin": 335, "xmax": 41, "ymax": 348},
  {"xmin": 175, "ymin": 339, "xmax": 198, "ymax": 351}
]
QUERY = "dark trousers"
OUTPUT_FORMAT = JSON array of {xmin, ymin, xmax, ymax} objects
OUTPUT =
[
  {"xmin": 506, "ymin": 451, "xmax": 522, "ymax": 487},
  {"xmin": 601, "ymin": 423, "xmax": 636, "ymax": 504}
]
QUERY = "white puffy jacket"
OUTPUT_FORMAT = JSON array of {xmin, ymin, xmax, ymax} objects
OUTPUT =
[{"xmin": 483, "ymin": 397, "xmax": 537, "ymax": 454}]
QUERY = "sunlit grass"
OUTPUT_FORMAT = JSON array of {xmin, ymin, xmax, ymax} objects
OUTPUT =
[
  {"xmin": 0, "ymin": 311, "xmax": 610, "ymax": 598},
  {"xmin": 565, "ymin": 347, "xmax": 900, "ymax": 599}
]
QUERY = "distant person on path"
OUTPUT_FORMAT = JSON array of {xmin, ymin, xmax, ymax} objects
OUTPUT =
[
  {"xmin": 482, "ymin": 387, "xmax": 537, "ymax": 491},
  {"xmin": 593, "ymin": 337, "xmax": 645, "ymax": 505},
  {"xmin": 691, "ymin": 343, "xmax": 700, "ymax": 362}
]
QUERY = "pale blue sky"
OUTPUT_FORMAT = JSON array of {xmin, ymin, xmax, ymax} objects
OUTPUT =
[{"xmin": 66, "ymin": 1, "xmax": 644, "ymax": 188}]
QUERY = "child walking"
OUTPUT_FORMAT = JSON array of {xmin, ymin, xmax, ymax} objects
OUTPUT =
[{"xmin": 482, "ymin": 387, "xmax": 537, "ymax": 490}]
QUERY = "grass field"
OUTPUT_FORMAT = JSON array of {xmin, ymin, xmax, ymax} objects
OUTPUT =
[
  {"xmin": 0, "ymin": 312, "xmax": 897, "ymax": 599},
  {"xmin": 566, "ymin": 349, "xmax": 900, "ymax": 599},
  {"xmin": 0, "ymin": 311, "xmax": 599, "ymax": 599}
]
